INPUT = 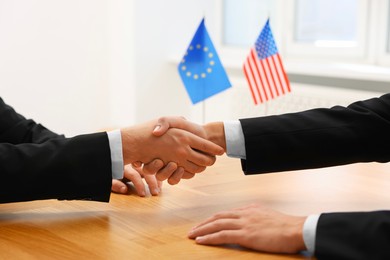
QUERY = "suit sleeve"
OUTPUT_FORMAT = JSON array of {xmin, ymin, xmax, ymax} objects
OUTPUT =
[
  {"xmin": 239, "ymin": 93, "xmax": 390, "ymax": 174},
  {"xmin": 0, "ymin": 97, "xmax": 112, "ymax": 203},
  {"xmin": 315, "ymin": 211, "xmax": 390, "ymax": 260}
]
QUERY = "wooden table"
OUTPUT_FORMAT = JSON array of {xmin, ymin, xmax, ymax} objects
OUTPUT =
[{"xmin": 1, "ymin": 156, "xmax": 390, "ymax": 259}]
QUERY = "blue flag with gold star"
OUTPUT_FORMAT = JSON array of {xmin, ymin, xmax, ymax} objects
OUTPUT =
[{"xmin": 178, "ymin": 19, "xmax": 231, "ymax": 104}]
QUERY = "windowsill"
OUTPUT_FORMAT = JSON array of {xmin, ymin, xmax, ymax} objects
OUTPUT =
[
  {"xmin": 285, "ymin": 61, "xmax": 390, "ymax": 82},
  {"xmin": 218, "ymin": 56, "xmax": 390, "ymax": 93}
]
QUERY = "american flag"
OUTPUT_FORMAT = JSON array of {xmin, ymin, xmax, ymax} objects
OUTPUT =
[{"xmin": 243, "ymin": 19, "xmax": 290, "ymax": 105}]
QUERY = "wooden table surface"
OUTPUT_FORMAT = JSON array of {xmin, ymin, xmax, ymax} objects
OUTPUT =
[{"xmin": 1, "ymin": 156, "xmax": 390, "ymax": 260}]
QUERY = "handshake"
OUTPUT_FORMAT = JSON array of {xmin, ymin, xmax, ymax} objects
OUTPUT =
[{"xmin": 113, "ymin": 117, "xmax": 226, "ymax": 194}]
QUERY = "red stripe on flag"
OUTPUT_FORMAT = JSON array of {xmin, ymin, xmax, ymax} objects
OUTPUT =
[
  {"xmin": 247, "ymin": 51, "xmax": 264, "ymax": 103},
  {"xmin": 265, "ymin": 58, "xmax": 279, "ymax": 97},
  {"xmin": 269, "ymin": 55, "xmax": 284, "ymax": 95},
  {"xmin": 251, "ymin": 49, "xmax": 268, "ymax": 101},
  {"xmin": 276, "ymin": 54, "xmax": 291, "ymax": 92},
  {"xmin": 243, "ymin": 62, "xmax": 259, "ymax": 105},
  {"xmin": 259, "ymin": 59, "xmax": 275, "ymax": 99},
  {"xmin": 253, "ymin": 53, "xmax": 271, "ymax": 101}
]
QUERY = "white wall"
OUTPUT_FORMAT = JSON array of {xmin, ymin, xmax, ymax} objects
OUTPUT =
[
  {"xmin": 0, "ymin": 0, "xmax": 223, "ymax": 137},
  {"xmin": 0, "ymin": 0, "xmax": 112, "ymax": 136},
  {"xmin": 132, "ymin": 0, "xmax": 220, "ymax": 124}
]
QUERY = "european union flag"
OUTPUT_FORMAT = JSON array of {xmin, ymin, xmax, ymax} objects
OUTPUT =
[{"xmin": 178, "ymin": 19, "xmax": 231, "ymax": 104}]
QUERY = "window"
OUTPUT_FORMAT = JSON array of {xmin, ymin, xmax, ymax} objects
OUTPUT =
[
  {"xmin": 222, "ymin": 0, "xmax": 276, "ymax": 47},
  {"xmin": 222, "ymin": 0, "xmax": 372, "ymax": 62},
  {"xmin": 294, "ymin": 0, "xmax": 358, "ymax": 47}
]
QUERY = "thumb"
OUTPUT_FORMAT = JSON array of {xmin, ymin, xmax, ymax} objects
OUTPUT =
[
  {"xmin": 152, "ymin": 117, "xmax": 185, "ymax": 136},
  {"xmin": 111, "ymin": 179, "xmax": 128, "ymax": 194}
]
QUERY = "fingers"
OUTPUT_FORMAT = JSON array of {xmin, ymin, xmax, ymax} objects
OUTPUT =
[
  {"xmin": 142, "ymin": 159, "xmax": 164, "ymax": 175},
  {"xmin": 143, "ymin": 174, "xmax": 161, "ymax": 196},
  {"xmin": 188, "ymin": 211, "xmax": 243, "ymax": 247},
  {"xmin": 188, "ymin": 218, "xmax": 241, "ymax": 240},
  {"xmin": 167, "ymin": 167, "xmax": 185, "ymax": 185},
  {"xmin": 155, "ymin": 162, "xmax": 178, "ymax": 181},
  {"xmin": 187, "ymin": 149, "xmax": 217, "ymax": 168},
  {"xmin": 182, "ymin": 171, "xmax": 195, "ymax": 179},
  {"xmin": 115, "ymin": 163, "xmax": 166, "ymax": 197},
  {"xmin": 155, "ymin": 164, "xmax": 188, "ymax": 185},
  {"xmin": 152, "ymin": 116, "xmax": 188, "ymax": 137},
  {"xmin": 194, "ymin": 230, "xmax": 242, "ymax": 246},
  {"xmin": 156, "ymin": 165, "xmax": 194, "ymax": 184},
  {"xmin": 181, "ymin": 160, "xmax": 206, "ymax": 174},
  {"xmin": 123, "ymin": 165, "xmax": 147, "ymax": 197},
  {"xmin": 191, "ymin": 211, "xmax": 240, "ymax": 231},
  {"xmin": 187, "ymin": 133, "xmax": 224, "ymax": 156},
  {"xmin": 127, "ymin": 164, "xmax": 163, "ymax": 196},
  {"xmin": 111, "ymin": 179, "xmax": 128, "ymax": 194}
]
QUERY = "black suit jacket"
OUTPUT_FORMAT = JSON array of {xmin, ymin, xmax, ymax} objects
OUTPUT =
[
  {"xmin": 239, "ymin": 93, "xmax": 390, "ymax": 259},
  {"xmin": 0, "ymin": 98, "xmax": 112, "ymax": 203}
]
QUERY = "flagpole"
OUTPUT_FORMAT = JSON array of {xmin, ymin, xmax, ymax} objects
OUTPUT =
[
  {"xmin": 202, "ymin": 14, "xmax": 206, "ymax": 125},
  {"xmin": 202, "ymin": 100, "xmax": 206, "ymax": 124}
]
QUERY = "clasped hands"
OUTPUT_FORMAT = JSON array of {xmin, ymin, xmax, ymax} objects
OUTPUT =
[{"xmin": 112, "ymin": 117, "xmax": 226, "ymax": 196}]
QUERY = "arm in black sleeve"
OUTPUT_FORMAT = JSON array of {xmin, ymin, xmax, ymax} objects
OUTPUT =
[
  {"xmin": 0, "ymin": 97, "xmax": 112, "ymax": 203},
  {"xmin": 240, "ymin": 93, "xmax": 390, "ymax": 174},
  {"xmin": 315, "ymin": 211, "xmax": 390, "ymax": 260},
  {"xmin": 0, "ymin": 132, "xmax": 112, "ymax": 203}
]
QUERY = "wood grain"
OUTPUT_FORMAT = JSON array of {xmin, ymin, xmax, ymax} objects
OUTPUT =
[{"xmin": 1, "ymin": 156, "xmax": 390, "ymax": 259}]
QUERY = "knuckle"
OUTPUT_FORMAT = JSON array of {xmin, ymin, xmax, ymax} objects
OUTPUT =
[
  {"xmin": 209, "ymin": 156, "xmax": 217, "ymax": 165},
  {"xmin": 156, "ymin": 173, "xmax": 168, "ymax": 181},
  {"xmin": 182, "ymin": 172, "xmax": 195, "ymax": 179},
  {"xmin": 168, "ymin": 177, "xmax": 180, "ymax": 185},
  {"xmin": 177, "ymin": 148, "xmax": 188, "ymax": 158},
  {"xmin": 158, "ymin": 116, "xmax": 167, "ymax": 122},
  {"xmin": 196, "ymin": 166, "xmax": 206, "ymax": 173},
  {"xmin": 200, "ymin": 155, "xmax": 216, "ymax": 166}
]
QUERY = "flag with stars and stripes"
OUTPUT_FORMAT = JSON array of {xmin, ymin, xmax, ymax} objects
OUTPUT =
[
  {"xmin": 243, "ymin": 19, "xmax": 291, "ymax": 105},
  {"xmin": 178, "ymin": 18, "xmax": 231, "ymax": 104}
]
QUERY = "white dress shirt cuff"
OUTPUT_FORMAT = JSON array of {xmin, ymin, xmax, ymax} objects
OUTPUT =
[
  {"xmin": 303, "ymin": 214, "xmax": 320, "ymax": 254},
  {"xmin": 107, "ymin": 129, "xmax": 124, "ymax": 179},
  {"xmin": 223, "ymin": 120, "xmax": 246, "ymax": 159}
]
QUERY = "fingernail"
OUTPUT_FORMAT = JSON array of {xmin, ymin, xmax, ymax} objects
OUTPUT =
[
  {"xmin": 132, "ymin": 161, "xmax": 142, "ymax": 168},
  {"xmin": 153, "ymin": 125, "xmax": 161, "ymax": 132},
  {"xmin": 153, "ymin": 188, "xmax": 160, "ymax": 195},
  {"xmin": 195, "ymin": 236, "xmax": 204, "ymax": 243},
  {"xmin": 120, "ymin": 187, "xmax": 127, "ymax": 193}
]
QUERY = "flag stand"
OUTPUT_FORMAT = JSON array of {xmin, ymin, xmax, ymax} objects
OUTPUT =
[{"xmin": 201, "ymin": 99, "xmax": 206, "ymax": 124}]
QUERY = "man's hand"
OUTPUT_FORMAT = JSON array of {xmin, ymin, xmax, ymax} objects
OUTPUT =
[
  {"xmin": 111, "ymin": 161, "xmax": 164, "ymax": 196},
  {"xmin": 188, "ymin": 204, "xmax": 307, "ymax": 254},
  {"xmin": 142, "ymin": 117, "xmax": 226, "ymax": 183},
  {"xmin": 120, "ymin": 118, "xmax": 224, "ymax": 174},
  {"xmin": 153, "ymin": 117, "xmax": 226, "ymax": 151}
]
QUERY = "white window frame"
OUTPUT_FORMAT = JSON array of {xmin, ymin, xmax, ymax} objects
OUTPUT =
[
  {"xmin": 375, "ymin": 0, "xmax": 390, "ymax": 66},
  {"xmin": 215, "ymin": 0, "xmax": 390, "ymax": 82},
  {"xmin": 214, "ymin": 0, "xmax": 286, "ymax": 69},
  {"xmin": 284, "ymin": 0, "xmax": 369, "ymax": 62}
]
